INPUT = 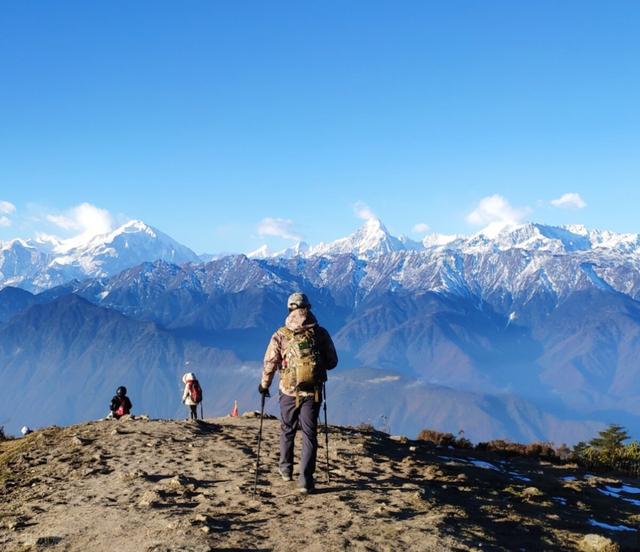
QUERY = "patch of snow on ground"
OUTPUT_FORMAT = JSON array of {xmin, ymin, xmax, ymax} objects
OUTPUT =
[
  {"xmin": 439, "ymin": 457, "xmax": 530, "ymax": 480},
  {"xmin": 553, "ymin": 497, "xmax": 567, "ymax": 506},
  {"xmin": 437, "ymin": 456, "xmax": 467, "ymax": 465},
  {"xmin": 599, "ymin": 486, "xmax": 640, "ymax": 507},
  {"xmin": 561, "ymin": 475, "xmax": 577, "ymax": 481},
  {"xmin": 468, "ymin": 459, "xmax": 500, "ymax": 471},
  {"xmin": 588, "ymin": 519, "xmax": 637, "ymax": 532},
  {"xmin": 509, "ymin": 471, "xmax": 532, "ymax": 482}
]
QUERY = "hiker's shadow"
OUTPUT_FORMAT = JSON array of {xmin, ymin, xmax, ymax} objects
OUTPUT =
[
  {"xmin": 191, "ymin": 421, "xmax": 221, "ymax": 436},
  {"xmin": 312, "ymin": 485, "xmax": 360, "ymax": 495}
]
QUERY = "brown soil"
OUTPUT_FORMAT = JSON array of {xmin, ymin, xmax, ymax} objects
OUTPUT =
[{"xmin": 1, "ymin": 417, "xmax": 639, "ymax": 551}]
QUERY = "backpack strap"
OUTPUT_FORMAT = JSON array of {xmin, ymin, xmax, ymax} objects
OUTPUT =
[{"xmin": 277, "ymin": 327, "xmax": 293, "ymax": 360}]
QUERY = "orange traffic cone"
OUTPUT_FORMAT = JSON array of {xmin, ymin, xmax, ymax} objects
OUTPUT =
[{"xmin": 231, "ymin": 400, "xmax": 238, "ymax": 417}]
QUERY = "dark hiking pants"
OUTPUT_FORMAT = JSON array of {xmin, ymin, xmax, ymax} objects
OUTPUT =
[
  {"xmin": 279, "ymin": 392, "xmax": 321, "ymax": 489},
  {"xmin": 189, "ymin": 405, "xmax": 198, "ymax": 420}
]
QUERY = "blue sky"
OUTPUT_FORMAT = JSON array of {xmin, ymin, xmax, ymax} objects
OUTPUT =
[{"xmin": 1, "ymin": 1, "xmax": 639, "ymax": 253}]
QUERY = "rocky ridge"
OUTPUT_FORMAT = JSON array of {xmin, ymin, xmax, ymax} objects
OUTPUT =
[{"xmin": 1, "ymin": 417, "xmax": 639, "ymax": 551}]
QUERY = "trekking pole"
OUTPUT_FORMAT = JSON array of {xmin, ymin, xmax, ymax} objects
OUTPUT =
[
  {"xmin": 200, "ymin": 402, "xmax": 204, "ymax": 420},
  {"xmin": 323, "ymin": 383, "xmax": 330, "ymax": 483},
  {"xmin": 252, "ymin": 392, "xmax": 267, "ymax": 496}
]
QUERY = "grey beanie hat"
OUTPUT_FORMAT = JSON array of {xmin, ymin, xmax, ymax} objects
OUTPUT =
[{"xmin": 287, "ymin": 292, "xmax": 311, "ymax": 310}]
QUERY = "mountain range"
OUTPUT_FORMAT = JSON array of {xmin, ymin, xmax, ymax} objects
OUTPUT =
[
  {"xmin": 2, "ymin": 218, "xmax": 640, "ymax": 443},
  {"xmin": 0, "ymin": 220, "xmax": 199, "ymax": 292}
]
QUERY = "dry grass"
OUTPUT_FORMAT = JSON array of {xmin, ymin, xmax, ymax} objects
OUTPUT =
[
  {"xmin": 417, "ymin": 428, "xmax": 473, "ymax": 449},
  {"xmin": 476, "ymin": 439, "xmax": 558, "ymax": 460}
]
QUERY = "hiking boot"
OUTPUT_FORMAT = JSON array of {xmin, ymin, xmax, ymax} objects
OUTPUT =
[
  {"xmin": 297, "ymin": 486, "xmax": 315, "ymax": 495},
  {"xmin": 277, "ymin": 468, "xmax": 292, "ymax": 482}
]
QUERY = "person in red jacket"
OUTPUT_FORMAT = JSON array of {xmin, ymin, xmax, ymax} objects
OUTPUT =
[
  {"xmin": 182, "ymin": 372, "xmax": 203, "ymax": 420},
  {"xmin": 109, "ymin": 386, "xmax": 132, "ymax": 419}
]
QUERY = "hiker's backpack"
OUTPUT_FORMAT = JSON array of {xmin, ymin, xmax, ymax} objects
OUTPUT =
[
  {"xmin": 189, "ymin": 380, "xmax": 203, "ymax": 404},
  {"xmin": 279, "ymin": 326, "xmax": 324, "ymax": 401}
]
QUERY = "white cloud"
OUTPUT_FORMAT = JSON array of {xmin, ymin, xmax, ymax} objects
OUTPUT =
[
  {"xmin": 0, "ymin": 216, "xmax": 11, "ymax": 227},
  {"xmin": 550, "ymin": 192, "xmax": 586, "ymax": 209},
  {"xmin": 354, "ymin": 201, "xmax": 377, "ymax": 221},
  {"xmin": 412, "ymin": 222, "xmax": 430, "ymax": 234},
  {"xmin": 47, "ymin": 203, "xmax": 114, "ymax": 236},
  {"xmin": 366, "ymin": 375, "xmax": 401, "ymax": 384},
  {"xmin": 46, "ymin": 214, "xmax": 77, "ymax": 230},
  {"xmin": 257, "ymin": 217, "xmax": 302, "ymax": 241},
  {"xmin": 466, "ymin": 194, "xmax": 530, "ymax": 227},
  {"xmin": 0, "ymin": 201, "xmax": 16, "ymax": 215},
  {"xmin": 43, "ymin": 203, "xmax": 115, "ymax": 250}
]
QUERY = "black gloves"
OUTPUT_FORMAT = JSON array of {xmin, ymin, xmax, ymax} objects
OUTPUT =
[{"xmin": 258, "ymin": 384, "xmax": 271, "ymax": 397}]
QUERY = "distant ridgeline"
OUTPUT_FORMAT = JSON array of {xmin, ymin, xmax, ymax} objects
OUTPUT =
[{"xmin": 2, "ymin": 219, "xmax": 640, "ymax": 442}]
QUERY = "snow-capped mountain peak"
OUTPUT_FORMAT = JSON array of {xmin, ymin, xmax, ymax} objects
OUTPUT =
[
  {"xmin": 476, "ymin": 221, "xmax": 522, "ymax": 240},
  {"xmin": 0, "ymin": 219, "xmax": 200, "ymax": 291},
  {"xmin": 422, "ymin": 233, "xmax": 461, "ymax": 249},
  {"xmin": 248, "ymin": 241, "xmax": 311, "ymax": 260},
  {"xmin": 74, "ymin": 220, "xmax": 199, "ymax": 267},
  {"xmin": 0, "ymin": 238, "xmax": 33, "ymax": 251},
  {"xmin": 78, "ymin": 220, "xmax": 159, "ymax": 252},
  {"xmin": 275, "ymin": 241, "xmax": 310, "ymax": 259},
  {"xmin": 247, "ymin": 244, "xmax": 271, "ymax": 259},
  {"xmin": 309, "ymin": 217, "xmax": 405, "ymax": 258},
  {"xmin": 243, "ymin": 219, "xmax": 640, "ymax": 261},
  {"xmin": 112, "ymin": 219, "xmax": 157, "ymax": 237},
  {"xmin": 458, "ymin": 223, "xmax": 595, "ymax": 254}
]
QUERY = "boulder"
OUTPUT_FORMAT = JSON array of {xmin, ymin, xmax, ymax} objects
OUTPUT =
[
  {"xmin": 138, "ymin": 490, "xmax": 162, "ymax": 508},
  {"xmin": 522, "ymin": 487, "xmax": 544, "ymax": 499},
  {"xmin": 241, "ymin": 411, "xmax": 277, "ymax": 419},
  {"xmin": 162, "ymin": 474, "xmax": 196, "ymax": 493},
  {"xmin": 576, "ymin": 534, "xmax": 620, "ymax": 552}
]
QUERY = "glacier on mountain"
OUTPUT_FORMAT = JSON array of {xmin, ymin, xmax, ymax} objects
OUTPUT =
[{"xmin": 0, "ymin": 220, "xmax": 200, "ymax": 292}]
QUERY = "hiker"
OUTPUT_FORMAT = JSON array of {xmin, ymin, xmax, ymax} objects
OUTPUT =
[
  {"xmin": 259, "ymin": 292, "xmax": 338, "ymax": 494},
  {"xmin": 182, "ymin": 372, "xmax": 203, "ymax": 420},
  {"xmin": 109, "ymin": 386, "xmax": 132, "ymax": 419}
]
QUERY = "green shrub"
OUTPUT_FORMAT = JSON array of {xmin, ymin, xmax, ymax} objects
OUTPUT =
[
  {"xmin": 573, "ymin": 424, "xmax": 640, "ymax": 475},
  {"xmin": 455, "ymin": 437, "xmax": 473, "ymax": 449}
]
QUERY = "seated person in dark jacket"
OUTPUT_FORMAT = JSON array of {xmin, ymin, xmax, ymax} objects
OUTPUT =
[{"xmin": 110, "ymin": 386, "xmax": 132, "ymax": 419}]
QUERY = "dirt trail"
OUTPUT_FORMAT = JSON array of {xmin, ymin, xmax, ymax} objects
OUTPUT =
[{"xmin": 1, "ymin": 416, "xmax": 639, "ymax": 551}]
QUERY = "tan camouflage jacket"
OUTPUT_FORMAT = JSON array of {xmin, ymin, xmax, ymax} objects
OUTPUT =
[{"xmin": 261, "ymin": 308, "xmax": 338, "ymax": 397}]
